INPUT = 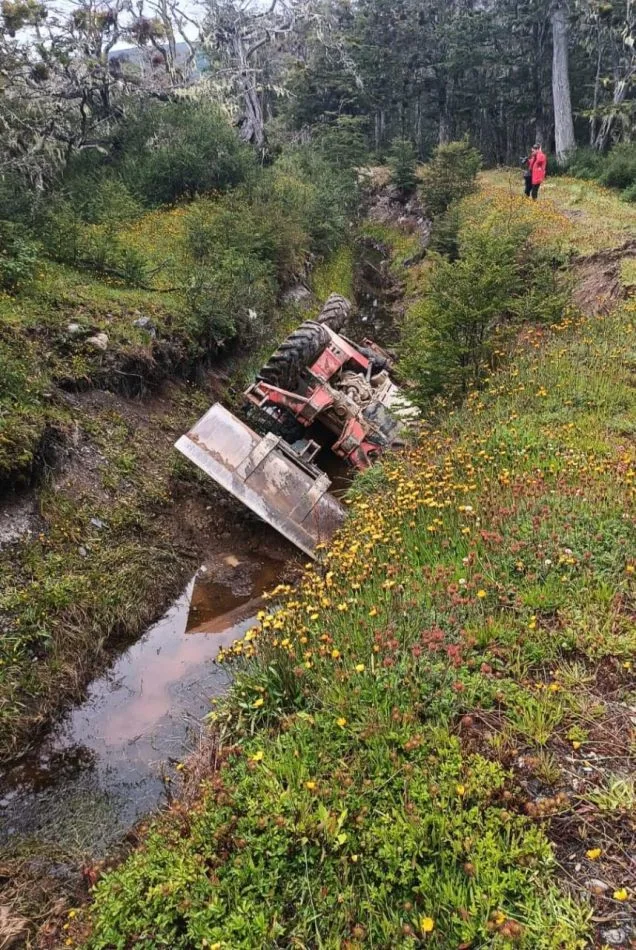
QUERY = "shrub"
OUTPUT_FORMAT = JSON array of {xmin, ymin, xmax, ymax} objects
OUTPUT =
[
  {"xmin": 419, "ymin": 140, "xmax": 482, "ymax": 217},
  {"xmin": 621, "ymin": 181, "xmax": 636, "ymax": 203},
  {"xmin": 187, "ymin": 252, "xmax": 276, "ymax": 349},
  {"xmin": 597, "ymin": 142, "xmax": 636, "ymax": 191},
  {"xmin": 265, "ymin": 148, "xmax": 358, "ymax": 258},
  {"xmin": 400, "ymin": 204, "xmax": 567, "ymax": 403},
  {"xmin": 114, "ymin": 101, "xmax": 256, "ymax": 207},
  {"xmin": 314, "ymin": 116, "xmax": 369, "ymax": 170},
  {"xmin": 0, "ymin": 220, "xmax": 39, "ymax": 292},
  {"xmin": 388, "ymin": 138, "xmax": 418, "ymax": 197},
  {"xmin": 565, "ymin": 147, "xmax": 606, "ymax": 180}
]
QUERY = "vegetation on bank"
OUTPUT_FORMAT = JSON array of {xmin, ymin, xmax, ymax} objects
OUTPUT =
[
  {"xmin": 83, "ymin": 180, "xmax": 635, "ymax": 946},
  {"xmin": 0, "ymin": 110, "xmax": 359, "ymax": 762}
]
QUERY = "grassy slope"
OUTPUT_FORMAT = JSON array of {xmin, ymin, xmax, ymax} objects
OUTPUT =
[
  {"xmin": 83, "ymin": 178, "xmax": 635, "ymax": 947},
  {"xmin": 0, "ymin": 193, "xmax": 337, "ymax": 762}
]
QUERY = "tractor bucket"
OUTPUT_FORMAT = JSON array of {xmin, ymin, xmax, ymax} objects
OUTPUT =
[{"xmin": 175, "ymin": 403, "xmax": 346, "ymax": 559}]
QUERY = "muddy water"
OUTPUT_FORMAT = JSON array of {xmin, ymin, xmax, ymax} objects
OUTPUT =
[{"xmin": 0, "ymin": 551, "xmax": 283, "ymax": 856}]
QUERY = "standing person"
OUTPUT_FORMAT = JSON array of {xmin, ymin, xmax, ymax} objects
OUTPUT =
[{"xmin": 524, "ymin": 144, "xmax": 547, "ymax": 200}]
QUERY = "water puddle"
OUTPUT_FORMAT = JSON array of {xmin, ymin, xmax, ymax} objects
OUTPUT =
[{"xmin": 0, "ymin": 550, "xmax": 284, "ymax": 856}]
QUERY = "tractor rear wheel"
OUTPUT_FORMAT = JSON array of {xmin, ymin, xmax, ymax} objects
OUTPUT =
[
  {"xmin": 258, "ymin": 321, "xmax": 330, "ymax": 390},
  {"xmin": 314, "ymin": 293, "xmax": 351, "ymax": 332}
]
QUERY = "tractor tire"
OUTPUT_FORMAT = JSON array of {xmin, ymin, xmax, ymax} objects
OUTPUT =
[
  {"xmin": 314, "ymin": 293, "xmax": 351, "ymax": 333},
  {"xmin": 258, "ymin": 321, "xmax": 330, "ymax": 391}
]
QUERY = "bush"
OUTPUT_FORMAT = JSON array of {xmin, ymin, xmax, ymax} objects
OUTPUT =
[
  {"xmin": 565, "ymin": 147, "xmax": 606, "ymax": 180},
  {"xmin": 314, "ymin": 116, "xmax": 369, "ymax": 170},
  {"xmin": 266, "ymin": 148, "xmax": 358, "ymax": 258},
  {"xmin": 419, "ymin": 140, "xmax": 482, "ymax": 217},
  {"xmin": 388, "ymin": 138, "xmax": 418, "ymax": 197},
  {"xmin": 0, "ymin": 220, "xmax": 39, "ymax": 292},
  {"xmin": 621, "ymin": 181, "xmax": 636, "ymax": 203},
  {"xmin": 187, "ymin": 252, "xmax": 276, "ymax": 349},
  {"xmin": 400, "ymin": 205, "xmax": 567, "ymax": 403},
  {"xmin": 113, "ymin": 101, "xmax": 256, "ymax": 207},
  {"xmin": 597, "ymin": 142, "xmax": 636, "ymax": 192}
]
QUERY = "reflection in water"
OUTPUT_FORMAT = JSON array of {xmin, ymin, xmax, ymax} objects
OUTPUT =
[{"xmin": 0, "ymin": 551, "xmax": 283, "ymax": 855}]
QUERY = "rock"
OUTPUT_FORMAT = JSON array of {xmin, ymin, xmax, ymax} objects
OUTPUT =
[
  {"xmin": 78, "ymin": 546, "xmax": 88, "ymax": 558},
  {"xmin": 90, "ymin": 518, "xmax": 105, "ymax": 529},
  {"xmin": 602, "ymin": 928, "xmax": 627, "ymax": 946},
  {"xmin": 86, "ymin": 332, "xmax": 109, "ymax": 351},
  {"xmin": 133, "ymin": 317, "xmax": 156, "ymax": 337},
  {"xmin": 282, "ymin": 284, "xmax": 312, "ymax": 308},
  {"xmin": 67, "ymin": 322, "xmax": 83, "ymax": 336},
  {"xmin": 584, "ymin": 878, "xmax": 610, "ymax": 895}
]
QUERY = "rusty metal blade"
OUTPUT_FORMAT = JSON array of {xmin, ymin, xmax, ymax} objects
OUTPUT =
[{"xmin": 175, "ymin": 404, "xmax": 346, "ymax": 558}]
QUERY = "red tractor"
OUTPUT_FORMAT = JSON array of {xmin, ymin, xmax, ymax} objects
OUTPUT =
[
  {"xmin": 176, "ymin": 294, "xmax": 414, "ymax": 556},
  {"xmin": 245, "ymin": 294, "xmax": 411, "ymax": 471}
]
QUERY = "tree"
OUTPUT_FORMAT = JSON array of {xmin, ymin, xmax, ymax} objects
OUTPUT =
[
  {"xmin": 197, "ymin": 0, "xmax": 299, "ymax": 149},
  {"xmin": 551, "ymin": 2, "xmax": 576, "ymax": 163}
]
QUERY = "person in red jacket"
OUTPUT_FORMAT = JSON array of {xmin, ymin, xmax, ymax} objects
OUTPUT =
[{"xmin": 524, "ymin": 143, "xmax": 547, "ymax": 200}]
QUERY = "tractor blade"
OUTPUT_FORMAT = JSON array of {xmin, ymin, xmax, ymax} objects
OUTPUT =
[{"xmin": 175, "ymin": 403, "xmax": 346, "ymax": 558}]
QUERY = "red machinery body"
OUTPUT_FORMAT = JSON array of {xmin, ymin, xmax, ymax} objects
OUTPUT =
[{"xmin": 245, "ymin": 324, "xmax": 402, "ymax": 471}]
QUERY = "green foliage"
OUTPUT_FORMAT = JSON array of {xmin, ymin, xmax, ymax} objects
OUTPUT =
[
  {"xmin": 270, "ymin": 147, "xmax": 359, "ymax": 257},
  {"xmin": 0, "ymin": 220, "xmax": 39, "ymax": 291},
  {"xmin": 621, "ymin": 181, "xmax": 636, "ymax": 203},
  {"xmin": 314, "ymin": 116, "xmax": 369, "ymax": 169},
  {"xmin": 400, "ymin": 203, "xmax": 567, "ymax": 401},
  {"xmin": 565, "ymin": 143, "xmax": 636, "ymax": 201},
  {"xmin": 597, "ymin": 142, "xmax": 636, "ymax": 193},
  {"xmin": 388, "ymin": 137, "xmax": 418, "ymax": 197},
  {"xmin": 113, "ymin": 101, "xmax": 256, "ymax": 207},
  {"xmin": 565, "ymin": 147, "xmax": 607, "ymax": 180},
  {"xmin": 419, "ymin": 140, "xmax": 482, "ymax": 217}
]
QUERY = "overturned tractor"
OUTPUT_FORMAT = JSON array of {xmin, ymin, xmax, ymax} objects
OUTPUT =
[{"xmin": 176, "ymin": 294, "xmax": 415, "ymax": 557}]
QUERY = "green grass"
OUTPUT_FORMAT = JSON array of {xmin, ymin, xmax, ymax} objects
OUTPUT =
[
  {"xmin": 482, "ymin": 169, "xmax": 636, "ymax": 254},
  {"xmin": 83, "ymin": 183, "xmax": 635, "ymax": 947}
]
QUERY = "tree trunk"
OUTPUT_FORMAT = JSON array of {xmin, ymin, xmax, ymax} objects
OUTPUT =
[
  {"xmin": 594, "ymin": 75, "xmax": 630, "ymax": 151},
  {"xmin": 438, "ymin": 77, "xmax": 452, "ymax": 145},
  {"xmin": 551, "ymin": 3, "xmax": 576, "ymax": 165}
]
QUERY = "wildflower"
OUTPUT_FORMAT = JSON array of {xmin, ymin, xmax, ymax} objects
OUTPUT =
[
  {"xmin": 420, "ymin": 917, "xmax": 435, "ymax": 933},
  {"xmin": 252, "ymin": 697, "xmax": 264, "ymax": 708},
  {"xmin": 355, "ymin": 663, "xmax": 365, "ymax": 672},
  {"xmin": 337, "ymin": 717, "xmax": 347, "ymax": 728},
  {"xmin": 585, "ymin": 848, "xmax": 601, "ymax": 860},
  {"xmin": 613, "ymin": 888, "xmax": 629, "ymax": 901},
  {"xmin": 456, "ymin": 784, "xmax": 466, "ymax": 796},
  {"xmin": 369, "ymin": 607, "xmax": 378, "ymax": 617},
  {"xmin": 476, "ymin": 589, "xmax": 487, "ymax": 599},
  {"xmin": 305, "ymin": 780, "xmax": 317, "ymax": 791},
  {"xmin": 250, "ymin": 750, "xmax": 264, "ymax": 763},
  {"xmin": 331, "ymin": 648, "xmax": 341, "ymax": 659}
]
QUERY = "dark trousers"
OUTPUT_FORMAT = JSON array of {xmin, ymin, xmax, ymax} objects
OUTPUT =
[{"xmin": 524, "ymin": 176, "xmax": 540, "ymax": 200}]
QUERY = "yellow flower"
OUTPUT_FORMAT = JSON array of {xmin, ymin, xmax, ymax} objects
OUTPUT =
[
  {"xmin": 331, "ymin": 648, "xmax": 341, "ymax": 659},
  {"xmin": 368, "ymin": 607, "xmax": 378, "ymax": 617},
  {"xmin": 305, "ymin": 780, "xmax": 317, "ymax": 791},
  {"xmin": 420, "ymin": 916, "xmax": 435, "ymax": 933},
  {"xmin": 337, "ymin": 717, "xmax": 347, "ymax": 728},
  {"xmin": 613, "ymin": 888, "xmax": 629, "ymax": 901},
  {"xmin": 355, "ymin": 663, "xmax": 365, "ymax": 672},
  {"xmin": 250, "ymin": 750, "xmax": 264, "ymax": 763},
  {"xmin": 477, "ymin": 589, "xmax": 487, "ymax": 599},
  {"xmin": 456, "ymin": 784, "xmax": 466, "ymax": 796},
  {"xmin": 252, "ymin": 697, "xmax": 264, "ymax": 708},
  {"xmin": 585, "ymin": 848, "xmax": 601, "ymax": 860}
]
